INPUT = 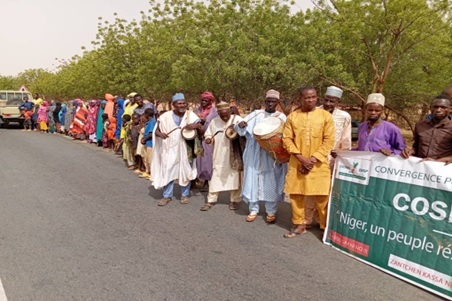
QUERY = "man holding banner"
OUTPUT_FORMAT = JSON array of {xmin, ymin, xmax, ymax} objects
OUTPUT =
[
  {"xmin": 282, "ymin": 87, "xmax": 335, "ymax": 238},
  {"xmin": 355, "ymin": 93, "xmax": 405, "ymax": 156},
  {"xmin": 402, "ymin": 95, "xmax": 451, "ymax": 163}
]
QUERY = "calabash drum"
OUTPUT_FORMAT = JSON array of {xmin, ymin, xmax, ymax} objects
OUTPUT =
[
  {"xmin": 225, "ymin": 126, "xmax": 238, "ymax": 140},
  {"xmin": 253, "ymin": 117, "xmax": 290, "ymax": 164},
  {"xmin": 181, "ymin": 128, "xmax": 197, "ymax": 140}
]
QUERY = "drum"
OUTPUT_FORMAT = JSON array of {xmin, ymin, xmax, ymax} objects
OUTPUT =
[
  {"xmin": 225, "ymin": 126, "xmax": 238, "ymax": 140},
  {"xmin": 181, "ymin": 128, "xmax": 197, "ymax": 140},
  {"xmin": 253, "ymin": 117, "xmax": 290, "ymax": 164}
]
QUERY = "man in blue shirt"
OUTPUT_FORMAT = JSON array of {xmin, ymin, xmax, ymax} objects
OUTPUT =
[
  {"xmin": 19, "ymin": 96, "xmax": 34, "ymax": 111},
  {"xmin": 140, "ymin": 108, "xmax": 156, "ymax": 180}
]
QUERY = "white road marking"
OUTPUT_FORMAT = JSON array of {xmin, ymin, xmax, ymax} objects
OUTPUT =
[
  {"xmin": 433, "ymin": 229, "xmax": 452, "ymax": 238},
  {"xmin": 0, "ymin": 278, "xmax": 7, "ymax": 301}
]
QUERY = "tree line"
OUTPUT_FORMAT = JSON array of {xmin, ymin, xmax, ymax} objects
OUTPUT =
[{"xmin": 1, "ymin": 0, "xmax": 451, "ymax": 129}]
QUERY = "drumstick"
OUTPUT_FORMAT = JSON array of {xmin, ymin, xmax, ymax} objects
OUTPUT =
[
  {"xmin": 213, "ymin": 130, "xmax": 224, "ymax": 137},
  {"xmin": 165, "ymin": 126, "xmax": 181, "ymax": 135},
  {"xmin": 244, "ymin": 111, "xmax": 264, "ymax": 123}
]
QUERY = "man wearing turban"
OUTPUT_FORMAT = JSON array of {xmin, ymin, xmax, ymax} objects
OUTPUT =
[{"xmin": 193, "ymin": 91, "xmax": 218, "ymax": 191}]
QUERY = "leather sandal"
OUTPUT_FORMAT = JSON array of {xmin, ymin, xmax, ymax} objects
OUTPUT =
[
  {"xmin": 200, "ymin": 203, "xmax": 214, "ymax": 211},
  {"xmin": 283, "ymin": 225, "xmax": 307, "ymax": 238},
  {"xmin": 228, "ymin": 202, "xmax": 239, "ymax": 210},
  {"xmin": 266, "ymin": 214, "xmax": 276, "ymax": 223},
  {"xmin": 157, "ymin": 198, "xmax": 171, "ymax": 206},
  {"xmin": 246, "ymin": 214, "xmax": 258, "ymax": 222},
  {"xmin": 180, "ymin": 196, "xmax": 190, "ymax": 204}
]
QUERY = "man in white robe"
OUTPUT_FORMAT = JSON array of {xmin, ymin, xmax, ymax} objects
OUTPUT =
[
  {"xmin": 200, "ymin": 102, "xmax": 243, "ymax": 211},
  {"xmin": 151, "ymin": 93, "xmax": 201, "ymax": 206},
  {"xmin": 321, "ymin": 86, "xmax": 352, "ymax": 169}
]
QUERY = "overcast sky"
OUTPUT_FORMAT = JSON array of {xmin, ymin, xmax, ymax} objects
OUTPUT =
[{"xmin": 0, "ymin": 0, "xmax": 315, "ymax": 76}]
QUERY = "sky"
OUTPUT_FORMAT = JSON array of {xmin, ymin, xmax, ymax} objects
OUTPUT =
[{"xmin": 0, "ymin": 0, "xmax": 316, "ymax": 77}]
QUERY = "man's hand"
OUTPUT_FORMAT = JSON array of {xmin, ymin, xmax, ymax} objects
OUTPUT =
[
  {"xmin": 156, "ymin": 131, "xmax": 168, "ymax": 139},
  {"xmin": 238, "ymin": 121, "xmax": 248, "ymax": 129},
  {"xmin": 380, "ymin": 148, "xmax": 392, "ymax": 156},
  {"xmin": 331, "ymin": 151, "xmax": 337, "ymax": 158},
  {"xmin": 184, "ymin": 123, "xmax": 201, "ymax": 131},
  {"xmin": 140, "ymin": 138, "xmax": 146, "ymax": 145},
  {"xmin": 205, "ymin": 138, "xmax": 212, "ymax": 144},
  {"xmin": 401, "ymin": 147, "xmax": 413, "ymax": 159}
]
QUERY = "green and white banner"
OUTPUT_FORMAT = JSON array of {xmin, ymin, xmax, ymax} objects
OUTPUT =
[{"xmin": 324, "ymin": 151, "xmax": 452, "ymax": 300}]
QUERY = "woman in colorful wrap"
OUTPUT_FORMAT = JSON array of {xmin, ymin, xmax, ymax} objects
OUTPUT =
[
  {"xmin": 114, "ymin": 97, "xmax": 125, "ymax": 139},
  {"xmin": 37, "ymin": 100, "xmax": 49, "ymax": 132},
  {"xmin": 95, "ymin": 100, "xmax": 107, "ymax": 146},
  {"xmin": 84, "ymin": 100, "xmax": 99, "ymax": 143},
  {"xmin": 70, "ymin": 99, "xmax": 89, "ymax": 140}
]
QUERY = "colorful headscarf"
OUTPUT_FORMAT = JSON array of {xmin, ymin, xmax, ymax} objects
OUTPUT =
[{"xmin": 201, "ymin": 91, "xmax": 214, "ymax": 101}]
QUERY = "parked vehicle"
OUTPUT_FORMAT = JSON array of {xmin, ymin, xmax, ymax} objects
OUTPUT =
[
  {"xmin": 0, "ymin": 90, "xmax": 32, "ymax": 128},
  {"xmin": 351, "ymin": 120, "xmax": 360, "ymax": 141}
]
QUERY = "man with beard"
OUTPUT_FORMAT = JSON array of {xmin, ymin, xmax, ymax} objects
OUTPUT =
[
  {"xmin": 402, "ymin": 95, "xmax": 451, "ymax": 164},
  {"xmin": 321, "ymin": 86, "xmax": 352, "ymax": 167},
  {"xmin": 355, "ymin": 93, "xmax": 405, "ymax": 156},
  {"xmin": 194, "ymin": 92, "xmax": 218, "ymax": 191},
  {"xmin": 234, "ymin": 89, "xmax": 287, "ymax": 223},
  {"xmin": 151, "ymin": 93, "xmax": 201, "ymax": 206},
  {"xmin": 200, "ymin": 101, "xmax": 243, "ymax": 211},
  {"xmin": 282, "ymin": 87, "xmax": 335, "ymax": 237}
]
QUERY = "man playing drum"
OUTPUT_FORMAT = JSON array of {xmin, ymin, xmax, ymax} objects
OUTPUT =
[
  {"xmin": 234, "ymin": 89, "xmax": 288, "ymax": 223},
  {"xmin": 282, "ymin": 87, "xmax": 335, "ymax": 238},
  {"xmin": 200, "ymin": 101, "xmax": 243, "ymax": 211},
  {"xmin": 151, "ymin": 93, "xmax": 202, "ymax": 206}
]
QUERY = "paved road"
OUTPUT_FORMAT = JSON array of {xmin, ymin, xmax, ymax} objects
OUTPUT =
[{"xmin": 0, "ymin": 130, "xmax": 439, "ymax": 300}]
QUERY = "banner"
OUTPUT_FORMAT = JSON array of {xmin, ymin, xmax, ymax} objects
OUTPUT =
[{"xmin": 323, "ymin": 151, "xmax": 452, "ymax": 300}]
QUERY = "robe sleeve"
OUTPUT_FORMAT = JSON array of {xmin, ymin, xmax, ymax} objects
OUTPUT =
[
  {"xmin": 339, "ymin": 115, "xmax": 352, "ymax": 151},
  {"xmin": 389, "ymin": 125, "xmax": 406, "ymax": 155},
  {"xmin": 234, "ymin": 111, "xmax": 254, "ymax": 137},
  {"xmin": 204, "ymin": 121, "xmax": 214, "ymax": 139},
  {"xmin": 282, "ymin": 114, "xmax": 301, "ymax": 154},
  {"xmin": 312, "ymin": 113, "xmax": 335, "ymax": 163}
]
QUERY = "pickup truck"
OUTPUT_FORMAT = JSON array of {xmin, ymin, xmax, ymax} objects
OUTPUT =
[{"xmin": 0, "ymin": 91, "xmax": 33, "ymax": 128}]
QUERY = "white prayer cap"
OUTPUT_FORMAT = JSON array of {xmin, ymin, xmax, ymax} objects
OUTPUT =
[
  {"xmin": 266, "ymin": 89, "xmax": 280, "ymax": 100},
  {"xmin": 367, "ymin": 93, "xmax": 385, "ymax": 106},
  {"xmin": 325, "ymin": 86, "xmax": 343, "ymax": 99}
]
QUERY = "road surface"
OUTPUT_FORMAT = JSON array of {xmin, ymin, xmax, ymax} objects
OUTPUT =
[{"xmin": 0, "ymin": 129, "xmax": 439, "ymax": 300}]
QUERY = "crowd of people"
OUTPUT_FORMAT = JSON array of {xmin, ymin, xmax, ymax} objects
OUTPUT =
[{"xmin": 18, "ymin": 86, "xmax": 452, "ymax": 237}]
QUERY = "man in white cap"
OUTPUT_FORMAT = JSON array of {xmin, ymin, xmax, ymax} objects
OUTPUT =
[
  {"xmin": 200, "ymin": 101, "xmax": 243, "ymax": 211},
  {"xmin": 355, "ymin": 93, "xmax": 405, "ymax": 155},
  {"xmin": 234, "ymin": 89, "xmax": 288, "ymax": 223},
  {"xmin": 151, "ymin": 93, "xmax": 202, "ymax": 206},
  {"xmin": 321, "ymin": 86, "xmax": 352, "ymax": 166}
]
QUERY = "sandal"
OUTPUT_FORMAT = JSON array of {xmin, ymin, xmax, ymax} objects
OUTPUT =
[
  {"xmin": 228, "ymin": 202, "xmax": 239, "ymax": 210},
  {"xmin": 246, "ymin": 214, "xmax": 258, "ymax": 222},
  {"xmin": 200, "ymin": 203, "xmax": 214, "ymax": 211},
  {"xmin": 157, "ymin": 198, "xmax": 171, "ymax": 206},
  {"xmin": 266, "ymin": 214, "xmax": 276, "ymax": 223},
  {"xmin": 283, "ymin": 225, "xmax": 307, "ymax": 238},
  {"xmin": 180, "ymin": 196, "xmax": 190, "ymax": 204}
]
